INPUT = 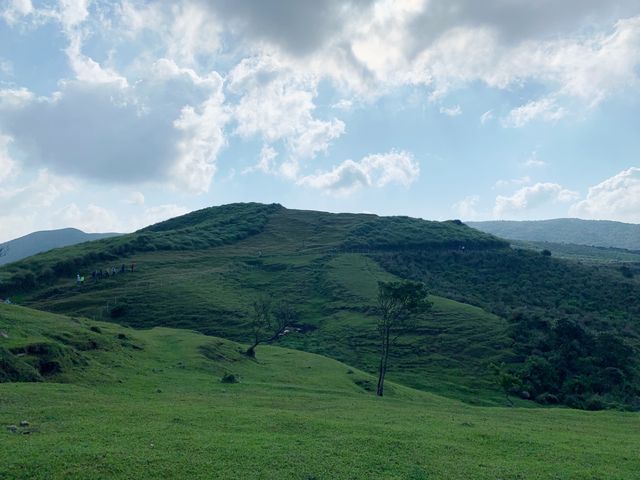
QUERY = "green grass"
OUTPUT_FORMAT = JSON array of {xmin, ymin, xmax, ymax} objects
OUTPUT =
[{"xmin": 1, "ymin": 304, "xmax": 639, "ymax": 479}]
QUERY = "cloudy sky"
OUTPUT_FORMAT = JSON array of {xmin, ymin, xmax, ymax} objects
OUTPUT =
[{"xmin": 1, "ymin": 0, "xmax": 640, "ymax": 241}]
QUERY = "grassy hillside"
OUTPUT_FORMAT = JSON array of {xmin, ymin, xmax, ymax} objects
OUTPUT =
[
  {"xmin": 1, "ymin": 203, "xmax": 639, "ymax": 408},
  {"xmin": 0, "ymin": 228, "xmax": 120, "ymax": 267},
  {"xmin": 2, "ymin": 304, "xmax": 639, "ymax": 479},
  {"xmin": 468, "ymin": 218, "xmax": 640, "ymax": 250}
]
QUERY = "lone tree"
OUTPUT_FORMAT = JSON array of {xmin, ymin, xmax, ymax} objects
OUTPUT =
[
  {"xmin": 376, "ymin": 280, "xmax": 431, "ymax": 396},
  {"xmin": 245, "ymin": 297, "xmax": 294, "ymax": 358},
  {"xmin": 490, "ymin": 362, "xmax": 521, "ymax": 407}
]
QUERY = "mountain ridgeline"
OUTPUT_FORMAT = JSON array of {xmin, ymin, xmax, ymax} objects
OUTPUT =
[
  {"xmin": 0, "ymin": 228, "xmax": 121, "ymax": 267},
  {"xmin": 468, "ymin": 218, "xmax": 640, "ymax": 251},
  {"xmin": 1, "ymin": 203, "xmax": 638, "ymax": 410}
]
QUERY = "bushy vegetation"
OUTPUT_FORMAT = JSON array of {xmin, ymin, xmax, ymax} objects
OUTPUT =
[
  {"xmin": 342, "ymin": 217, "xmax": 509, "ymax": 252},
  {"xmin": 507, "ymin": 314, "xmax": 639, "ymax": 409},
  {"xmin": 374, "ymin": 249, "xmax": 640, "ymax": 409}
]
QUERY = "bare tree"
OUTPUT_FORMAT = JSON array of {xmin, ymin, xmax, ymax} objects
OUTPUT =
[
  {"xmin": 245, "ymin": 298, "xmax": 294, "ymax": 358},
  {"xmin": 376, "ymin": 281, "xmax": 431, "ymax": 397}
]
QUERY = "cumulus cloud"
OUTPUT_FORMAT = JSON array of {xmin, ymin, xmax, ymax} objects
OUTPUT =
[
  {"xmin": 299, "ymin": 150, "xmax": 419, "ymax": 195},
  {"xmin": 0, "ymin": 64, "xmax": 227, "ymax": 193},
  {"xmin": 494, "ymin": 182, "xmax": 579, "ymax": 218},
  {"xmin": 228, "ymin": 54, "xmax": 346, "ymax": 177},
  {"xmin": 570, "ymin": 167, "xmax": 640, "ymax": 223}
]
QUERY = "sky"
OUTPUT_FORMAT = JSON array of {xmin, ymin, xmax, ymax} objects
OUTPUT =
[{"xmin": 1, "ymin": 0, "xmax": 640, "ymax": 242}]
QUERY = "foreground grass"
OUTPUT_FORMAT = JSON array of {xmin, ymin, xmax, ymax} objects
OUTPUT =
[{"xmin": 1, "ymin": 305, "xmax": 638, "ymax": 479}]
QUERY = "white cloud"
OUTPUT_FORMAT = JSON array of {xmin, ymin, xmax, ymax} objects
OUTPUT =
[
  {"xmin": 126, "ymin": 191, "xmax": 145, "ymax": 206},
  {"xmin": 287, "ymin": 118, "xmax": 346, "ymax": 162},
  {"xmin": 57, "ymin": 0, "xmax": 88, "ymax": 31},
  {"xmin": 54, "ymin": 202, "xmax": 190, "ymax": 234},
  {"xmin": 0, "ymin": 169, "xmax": 75, "ymax": 211},
  {"xmin": 523, "ymin": 152, "xmax": 548, "ymax": 168},
  {"xmin": 243, "ymin": 145, "xmax": 278, "ymax": 175},
  {"xmin": 65, "ymin": 33, "xmax": 128, "ymax": 87},
  {"xmin": 228, "ymin": 54, "xmax": 346, "ymax": 178},
  {"xmin": 0, "ymin": 88, "xmax": 34, "ymax": 109},
  {"xmin": 570, "ymin": 167, "xmax": 640, "ymax": 223},
  {"xmin": 494, "ymin": 182, "xmax": 579, "ymax": 218},
  {"xmin": 503, "ymin": 97, "xmax": 567, "ymax": 128},
  {"xmin": 453, "ymin": 195, "xmax": 480, "ymax": 219},
  {"xmin": 1, "ymin": 0, "xmax": 33, "ymax": 26},
  {"xmin": 299, "ymin": 150, "xmax": 419, "ymax": 195},
  {"xmin": 494, "ymin": 176, "xmax": 531, "ymax": 189},
  {"xmin": 0, "ymin": 135, "xmax": 18, "ymax": 183},
  {"xmin": 171, "ymin": 80, "xmax": 228, "ymax": 194},
  {"xmin": 439, "ymin": 105, "xmax": 462, "ymax": 116},
  {"xmin": 480, "ymin": 109, "xmax": 494, "ymax": 124}
]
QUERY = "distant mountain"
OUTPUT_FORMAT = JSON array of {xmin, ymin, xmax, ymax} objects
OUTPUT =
[
  {"xmin": 0, "ymin": 228, "xmax": 121, "ymax": 266},
  {"xmin": 467, "ymin": 218, "xmax": 640, "ymax": 251}
]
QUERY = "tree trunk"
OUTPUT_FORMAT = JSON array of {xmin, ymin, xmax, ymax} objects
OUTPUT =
[
  {"xmin": 245, "ymin": 343, "xmax": 257, "ymax": 358},
  {"xmin": 376, "ymin": 328, "xmax": 390, "ymax": 397}
]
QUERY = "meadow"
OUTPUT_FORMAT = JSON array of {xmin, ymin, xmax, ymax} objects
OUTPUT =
[{"xmin": 2, "ymin": 303, "xmax": 639, "ymax": 480}]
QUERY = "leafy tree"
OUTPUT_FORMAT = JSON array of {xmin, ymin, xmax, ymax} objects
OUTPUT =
[
  {"xmin": 490, "ymin": 362, "xmax": 522, "ymax": 406},
  {"xmin": 245, "ymin": 298, "xmax": 294, "ymax": 358},
  {"xmin": 375, "ymin": 280, "xmax": 431, "ymax": 396}
]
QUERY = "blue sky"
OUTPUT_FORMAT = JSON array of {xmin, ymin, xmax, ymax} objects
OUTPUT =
[{"xmin": 1, "ymin": 0, "xmax": 640, "ymax": 241}]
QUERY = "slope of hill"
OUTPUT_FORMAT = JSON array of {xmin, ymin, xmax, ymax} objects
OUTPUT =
[
  {"xmin": 0, "ymin": 228, "xmax": 121, "ymax": 266},
  {"xmin": 1, "ymin": 203, "xmax": 638, "ymax": 409},
  {"xmin": 2, "ymin": 304, "xmax": 638, "ymax": 479},
  {"xmin": 468, "ymin": 218, "xmax": 640, "ymax": 250}
]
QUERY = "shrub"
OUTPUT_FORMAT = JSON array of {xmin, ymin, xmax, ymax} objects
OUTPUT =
[{"xmin": 221, "ymin": 372, "xmax": 240, "ymax": 384}]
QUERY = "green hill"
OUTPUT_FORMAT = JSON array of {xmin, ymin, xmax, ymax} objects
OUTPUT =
[
  {"xmin": 1, "ymin": 303, "xmax": 638, "ymax": 479},
  {"xmin": 0, "ymin": 228, "xmax": 121, "ymax": 267},
  {"xmin": 1, "ymin": 203, "xmax": 639, "ymax": 409},
  {"xmin": 468, "ymin": 218, "xmax": 640, "ymax": 250}
]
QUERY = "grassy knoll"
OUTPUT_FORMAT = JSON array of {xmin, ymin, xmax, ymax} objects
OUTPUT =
[{"xmin": 1, "ymin": 304, "xmax": 639, "ymax": 480}]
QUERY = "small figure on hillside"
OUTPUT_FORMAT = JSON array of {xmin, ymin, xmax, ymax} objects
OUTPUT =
[
  {"xmin": 76, "ymin": 273, "xmax": 81, "ymax": 285},
  {"xmin": 131, "ymin": 262, "xmax": 136, "ymax": 272},
  {"xmin": 112, "ymin": 266, "xmax": 117, "ymax": 276},
  {"xmin": 120, "ymin": 264, "xmax": 125, "ymax": 273},
  {"xmin": 98, "ymin": 269, "xmax": 103, "ymax": 279}
]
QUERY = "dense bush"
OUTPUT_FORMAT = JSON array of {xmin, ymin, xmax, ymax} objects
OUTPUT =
[
  {"xmin": 342, "ymin": 217, "xmax": 509, "ymax": 252},
  {"xmin": 374, "ymin": 248, "xmax": 640, "ymax": 409}
]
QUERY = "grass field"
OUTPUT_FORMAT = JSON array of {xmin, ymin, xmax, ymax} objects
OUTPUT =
[{"xmin": 1, "ymin": 304, "xmax": 639, "ymax": 479}]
